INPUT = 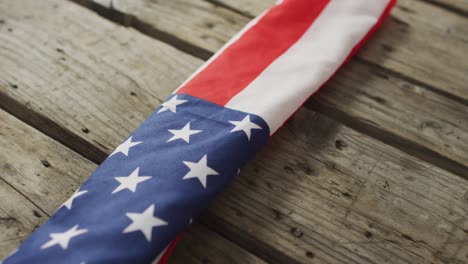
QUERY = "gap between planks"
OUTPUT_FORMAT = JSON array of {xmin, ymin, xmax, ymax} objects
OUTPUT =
[
  {"xmin": 70, "ymin": 0, "xmax": 468, "ymax": 104},
  {"xmin": 419, "ymin": 0, "xmax": 468, "ymax": 17},
  {"xmin": 214, "ymin": 0, "xmax": 468, "ymax": 18},
  {"xmin": 0, "ymin": 0, "xmax": 467, "ymax": 262},
  {"xmin": 71, "ymin": 0, "xmax": 214, "ymax": 60},
  {"xmin": 68, "ymin": 0, "xmax": 468, "ymax": 178}
]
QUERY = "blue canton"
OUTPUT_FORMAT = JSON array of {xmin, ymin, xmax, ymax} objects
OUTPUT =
[{"xmin": 3, "ymin": 94, "xmax": 269, "ymax": 264}]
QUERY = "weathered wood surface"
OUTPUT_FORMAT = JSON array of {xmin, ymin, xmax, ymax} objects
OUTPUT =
[
  {"xmin": 215, "ymin": 0, "xmax": 274, "ymax": 17},
  {"xmin": 171, "ymin": 223, "xmax": 266, "ymax": 264},
  {"xmin": 0, "ymin": 179, "xmax": 46, "ymax": 257},
  {"xmin": 0, "ymin": 0, "xmax": 200, "ymax": 163},
  {"xmin": 75, "ymin": 0, "xmax": 249, "ymax": 58},
  {"xmin": 73, "ymin": 0, "xmax": 468, "ymax": 176},
  {"xmin": 0, "ymin": 108, "xmax": 90, "ymax": 255},
  {"xmin": 0, "ymin": 109, "xmax": 265, "ymax": 264},
  {"xmin": 426, "ymin": 0, "xmax": 468, "ymax": 15},
  {"xmin": 83, "ymin": 0, "xmax": 468, "ymax": 103},
  {"xmin": 1, "ymin": 0, "xmax": 468, "ymax": 263},
  {"xmin": 217, "ymin": 0, "xmax": 468, "ymax": 18},
  {"xmin": 311, "ymin": 61, "xmax": 468, "ymax": 176},
  {"xmin": 206, "ymin": 109, "xmax": 468, "ymax": 263},
  {"xmin": 3, "ymin": 85, "xmax": 467, "ymax": 262},
  {"xmin": 1, "ymin": 1, "xmax": 467, "ymax": 263}
]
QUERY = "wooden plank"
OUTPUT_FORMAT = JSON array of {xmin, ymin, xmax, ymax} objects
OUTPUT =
[
  {"xmin": 311, "ymin": 60, "xmax": 468, "ymax": 175},
  {"xmin": 82, "ymin": 0, "xmax": 468, "ymax": 103},
  {"xmin": 0, "ymin": 0, "xmax": 201, "ymax": 162},
  {"xmin": 0, "ymin": 109, "xmax": 264, "ymax": 263},
  {"xmin": 215, "ymin": 0, "xmax": 273, "ymax": 17},
  {"xmin": 425, "ymin": 0, "xmax": 468, "ymax": 15},
  {"xmin": 2, "ymin": 0, "xmax": 467, "ymax": 176},
  {"xmin": 3, "ymin": 97, "xmax": 468, "ymax": 263},
  {"xmin": 0, "ymin": 0, "xmax": 467, "ymax": 263},
  {"xmin": 216, "ymin": 0, "xmax": 468, "ymax": 18},
  {"xmin": 0, "ymin": 180, "xmax": 46, "ymax": 258},
  {"xmin": 203, "ymin": 109, "xmax": 468, "ymax": 263},
  {"xmin": 0, "ymin": 107, "xmax": 77, "ymax": 257},
  {"xmin": 170, "ymin": 223, "xmax": 266, "ymax": 264},
  {"xmin": 78, "ymin": 0, "xmax": 245, "ymax": 54},
  {"xmin": 360, "ymin": 0, "xmax": 468, "ymax": 102},
  {"xmin": 0, "ymin": 109, "xmax": 95, "ymax": 215},
  {"xmin": 3, "ymin": 102, "xmax": 467, "ymax": 263},
  {"xmin": 69, "ymin": 0, "xmax": 468, "ymax": 174},
  {"xmin": 0, "ymin": 107, "xmax": 94, "ymax": 257}
]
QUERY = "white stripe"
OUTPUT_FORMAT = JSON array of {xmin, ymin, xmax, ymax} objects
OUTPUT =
[{"xmin": 225, "ymin": 0, "xmax": 390, "ymax": 133}]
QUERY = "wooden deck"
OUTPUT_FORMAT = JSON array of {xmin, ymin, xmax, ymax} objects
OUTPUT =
[{"xmin": 0, "ymin": 0, "xmax": 467, "ymax": 263}]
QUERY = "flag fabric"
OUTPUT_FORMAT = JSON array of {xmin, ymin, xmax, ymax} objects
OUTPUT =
[{"xmin": 2, "ymin": 0, "xmax": 396, "ymax": 263}]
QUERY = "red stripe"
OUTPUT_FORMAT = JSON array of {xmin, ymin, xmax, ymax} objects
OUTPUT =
[
  {"xmin": 176, "ymin": 0, "xmax": 330, "ymax": 106},
  {"xmin": 157, "ymin": 232, "xmax": 183, "ymax": 264}
]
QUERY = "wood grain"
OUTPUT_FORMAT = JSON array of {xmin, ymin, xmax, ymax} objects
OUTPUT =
[
  {"xmin": 0, "ymin": 179, "xmax": 46, "ymax": 258},
  {"xmin": 3, "ymin": 93, "xmax": 467, "ymax": 263},
  {"xmin": 214, "ymin": 0, "xmax": 274, "ymax": 17},
  {"xmin": 311, "ymin": 61, "xmax": 468, "ymax": 176},
  {"xmin": 424, "ymin": 0, "xmax": 468, "ymax": 15},
  {"xmin": 70, "ymin": 0, "xmax": 468, "ymax": 175},
  {"xmin": 0, "ymin": 109, "xmax": 264, "ymax": 263},
  {"xmin": 202, "ymin": 109, "xmax": 468, "ymax": 263},
  {"xmin": 216, "ymin": 0, "xmax": 468, "ymax": 17},
  {"xmin": 0, "ymin": 106, "xmax": 84, "ymax": 256},
  {"xmin": 0, "ymin": 0, "xmax": 467, "ymax": 263},
  {"xmin": 0, "ymin": 0, "xmax": 201, "ymax": 161},
  {"xmin": 82, "ymin": 0, "xmax": 468, "ymax": 103},
  {"xmin": 2, "ymin": 0, "xmax": 467, "ymax": 177},
  {"xmin": 360, "ymin": 0, "xmax": 468, "ymax": 102},
  {"xmin": 170, "ymin": 223, "xmax": 266, "ymax": 264}
]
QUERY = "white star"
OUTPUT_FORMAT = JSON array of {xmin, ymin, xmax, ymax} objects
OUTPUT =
[
  {"xmin": 112, "ymin": 167, "xmax": 151, "ymax": 194},
  {"xmin": 229, "ymin": 115, "xmax": 262, "ymax": 140},
  {"xmin": 61, "ymin": 188, "xmax": 87, "ymax": 210},
  {"xmin": 182, "ymin": 155, "xmax": 219, "ymax": 188},
  {"xmin": 109, "ymin": 136, "xmax": 142, "ymax": 157},
  {"xmin": 41, "ymin": 225, "xmax": 87, "ymax": 250},
  {"xmin": 167, "ymin": 122, "xmax": 202, "ymax": 143},
  {"xmin": 123, "ymin": 204, "xmax": 168, "ymax": 242},
  {"xmin": 157, "ymin": 95, "xmax": 187, "ymax": 114}
]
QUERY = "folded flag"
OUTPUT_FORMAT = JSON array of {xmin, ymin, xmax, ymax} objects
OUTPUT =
[{"xmin": 2, "ymin": 0, "xmax": 396, "ymax": 263}]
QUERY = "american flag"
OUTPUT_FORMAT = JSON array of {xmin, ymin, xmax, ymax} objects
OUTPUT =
[
  {"xmin": 2, "ymin": 0, "xmax": 395, "ymax": 263},
  {"xmin": 3, "ymin": 94, "xmax": 269, "ymax": 263}
]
